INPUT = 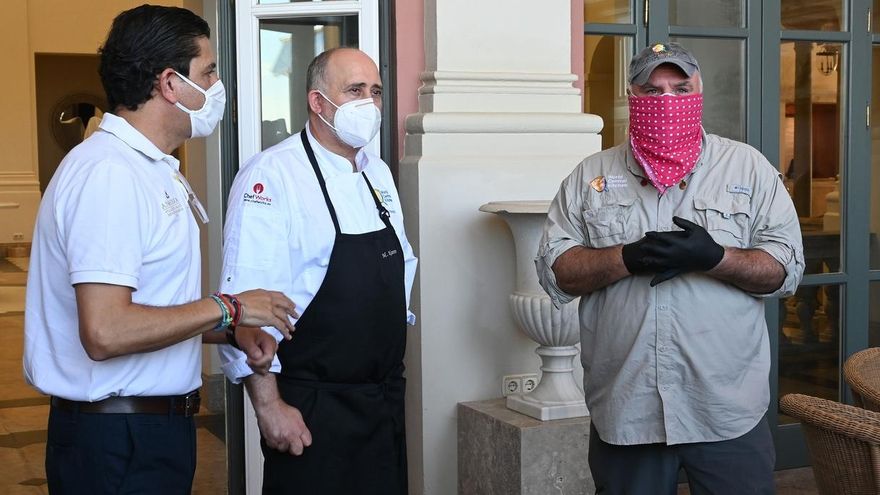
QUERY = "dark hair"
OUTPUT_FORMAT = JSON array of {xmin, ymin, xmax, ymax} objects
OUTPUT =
[{"xmin": 98, "ymin": 5, "xmax": 210, "ymax": 111}]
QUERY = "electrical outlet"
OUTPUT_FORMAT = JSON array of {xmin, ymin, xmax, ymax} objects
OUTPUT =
[
  {"xmin": 12, "ymin": 233, "xmax": 24, "ymax": 241},
  {"xmin": 522, "ymin": 374, "xmax": 539, "ymax": 393},
  {"xmin": 502, "ymin": 375, "xmax": 522, "ymax": 396}
]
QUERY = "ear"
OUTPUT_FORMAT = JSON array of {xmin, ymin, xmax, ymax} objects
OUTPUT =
[
  {"xmin": 156, "ymin": 68, "xmax": 181, "ymax": 104},
  {"xmin": 307, "ymin": 90, "xmax": 325, "ymax": 115}
]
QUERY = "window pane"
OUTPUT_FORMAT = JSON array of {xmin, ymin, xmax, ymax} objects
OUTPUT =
[
  {"xmin": 875, "ymin": 1, "xmax": 880, "ymax": 33},
  {"xmin": 584, "ymin": 0, "xmax": 632, "ymax": 24},
  {"xmin": 670, "ymin": 0, "xmax": 744, "ymax": 28},
  {"xmin": 782, "ymin": 0, "xmax": 844, "ymax": 31},
  {"xmin": 670, "ymin": 37, "xmax": 745, "ymax": 141},
  {"xmin": 871, "ymin": 46, "xmax": 880, "ymax": 269},
  {"xmin": 778, "ymin": 285, "xmax": 842, "ymax": 423},
  {"xmin": 259, "ymin": 16, "xmax": 358, "ymax": 150},
  {"xmin": 584, "ymin": 35, "xmax": 631, "ymax": 149},
  {"xmin": 780, "ymin": 41, "xmax": 844, "ymax": 274}
]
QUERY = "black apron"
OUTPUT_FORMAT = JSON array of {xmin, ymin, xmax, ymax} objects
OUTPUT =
[{"xmin": 261, "ymin": 130, "xmax": 407, "ymax": 495}]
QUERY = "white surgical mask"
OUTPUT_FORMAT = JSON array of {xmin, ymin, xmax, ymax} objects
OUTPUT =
[
  {"xmin": 174, "ymin": 71, "xmax": 226, "ymax": 138},
  {"xmin": 317, "ymin": 92, "xmax": 381, "ymax": 148}
]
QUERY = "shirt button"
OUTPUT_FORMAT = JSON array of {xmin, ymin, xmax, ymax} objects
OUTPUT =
[
  {"xmin": 661, "ymin": 385, "xmax": 670, "ymax": 391},
  {"xmin": 658, "ymin": 345, "xmax": 667, "ymax": 352},
  {"xmin": 658, "ymin": 304, "xmax": 668, "ymax": 310}
]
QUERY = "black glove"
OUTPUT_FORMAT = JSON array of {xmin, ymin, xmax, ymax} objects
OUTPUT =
[
  {"xmin": 622, "ymin": 236, "xmax": 663, "ymax": 274},
  {"xmin": 642, "ymin": 216, "xmax": 724, "ymax": 286}
]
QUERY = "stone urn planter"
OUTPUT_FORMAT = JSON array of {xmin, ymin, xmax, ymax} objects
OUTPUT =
[{"xmin": 480, "ymin": 200, "xmax": 588, "ymax": 420}]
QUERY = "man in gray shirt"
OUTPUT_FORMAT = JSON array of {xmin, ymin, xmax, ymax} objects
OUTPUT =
[{"xmin": 536, "ymin": 42, "xmax": 804, "ymax": 494}]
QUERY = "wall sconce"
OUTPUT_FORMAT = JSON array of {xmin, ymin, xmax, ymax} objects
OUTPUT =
[{"xmin": 816, "ymin": 46, "xmax": 839, "ymax": 76}]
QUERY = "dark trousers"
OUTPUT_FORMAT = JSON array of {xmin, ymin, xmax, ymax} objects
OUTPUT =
[
  {"xmin": 46, "ymin": 405, "xmax": 196, "ymax": 494},
  {"xmin": 589, "ymin": 417, "xmax": 776, "ymax": 495}
]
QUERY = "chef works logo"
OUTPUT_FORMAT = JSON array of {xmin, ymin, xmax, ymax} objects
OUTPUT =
[{"xmin": 243, "ymin": 182, "xmax": 272, "ymax": 206}]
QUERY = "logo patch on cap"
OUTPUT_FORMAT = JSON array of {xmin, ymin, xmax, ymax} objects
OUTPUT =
[{"xmin": 652, "ymin": 43, "xmax": 667, "ymax": 53}]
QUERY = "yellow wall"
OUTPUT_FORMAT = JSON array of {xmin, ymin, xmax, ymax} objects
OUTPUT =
[
  {"xmin": 2, "ymin": 2, "xmax": 34, "ymax": 179},
  {"xmin": 0, "ymin": 0, "xmax": 196, "ymax": 243}
]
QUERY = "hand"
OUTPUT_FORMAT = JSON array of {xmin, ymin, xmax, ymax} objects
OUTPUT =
[
  {"xmin": 622, "ymin": 236, "xmax": 666, "ymax": 274},
  {"xmin": 643, "ymin": 216, "xmax": 725, "ymax": 286},
  {"xmin": 233, "ymin": 326, "xmax": 278, "ymax": 375},
  {"xmin": 235, "ymin": 289, "xmax": 299, "ymax": 340},
  {"xmin": 255, "ymin": 399, "xmax": 313, "ymax": 456}
]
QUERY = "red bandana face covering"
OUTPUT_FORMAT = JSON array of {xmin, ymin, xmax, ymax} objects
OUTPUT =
[{"xmin": 628, "ymin": 93, "xmax": 703, "ymax": 194}]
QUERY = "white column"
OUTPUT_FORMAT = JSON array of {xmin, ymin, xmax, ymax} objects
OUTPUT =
[
  {"xmin": 399, "ymin": 0, "xmax": 602, "ymax": 492},
  {"xmin": 0, "ymin": 1, "xmax": 40, "ymax": 245}
]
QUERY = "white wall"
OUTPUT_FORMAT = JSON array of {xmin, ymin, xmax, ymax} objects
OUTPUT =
[{"xmin": 400, "ymin": 0, "xmax": 603, "ymax": 492}]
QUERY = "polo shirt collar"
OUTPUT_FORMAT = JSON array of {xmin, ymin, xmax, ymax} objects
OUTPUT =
[
  {"xmin": 99, "ymin": 113, "xmax": 180, "ymax": 170},
  {"xmin": 305, "ymin": 121, "xmax": 369, "ymax": 175}
]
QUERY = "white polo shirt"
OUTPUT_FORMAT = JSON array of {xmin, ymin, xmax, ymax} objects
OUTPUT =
[
  {"xmin": 218, "ymin": 124, "xmax": 418, "ymax": 382},
  {"xmin": 23, "ymin": 113, "xmax": 203, "ymax": 401}
]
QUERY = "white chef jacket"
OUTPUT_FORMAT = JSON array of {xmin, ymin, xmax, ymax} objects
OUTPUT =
[
  {"xmin": 218, "ymin": 124, "xmax": 418, "ymax": 382},
  {"xmin": 23, "ymin": 113, "xmax": 203, "ymax": 401}
]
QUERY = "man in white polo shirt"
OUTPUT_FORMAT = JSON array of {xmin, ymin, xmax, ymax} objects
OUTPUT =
[{"xmin": 23, "ymin": 6, "xmax": 299, "ymax": 494}]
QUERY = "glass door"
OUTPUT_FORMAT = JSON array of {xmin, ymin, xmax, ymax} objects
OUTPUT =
[{"xmin": 233, "ymin": 1, "xmax": 380, "ymax": 492}]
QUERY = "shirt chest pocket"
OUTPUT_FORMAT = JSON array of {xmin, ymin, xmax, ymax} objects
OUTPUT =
[
  {"xmin": 693, "ymin": 196, "xmax": 751, "ymax": 248},
  {"xmin": 583, "ymin": 195, "xmax": 638, "ymax": 248}
]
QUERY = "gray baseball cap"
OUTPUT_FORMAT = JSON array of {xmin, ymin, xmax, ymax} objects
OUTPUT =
[{"xmin": 628, "ymin": 42, "xmax": 700, "ymax": 86}]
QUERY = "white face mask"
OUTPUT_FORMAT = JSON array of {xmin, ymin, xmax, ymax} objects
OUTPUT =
[
  {"xmin": 317, "ymin": 92, "xmax": 381, "ymax": 148},
  {"xmin": 173, "ymin": 71, "xmax": 226, "ymax": 138}
]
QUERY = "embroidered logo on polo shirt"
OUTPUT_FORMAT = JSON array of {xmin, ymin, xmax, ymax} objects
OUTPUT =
[
  {"xmin": 243, "ymin": 182, "xmax": 272, "ymax": 206},
  {"xmin": 161, "ymin": 192, "xmax": 185, "ymax": 216}
]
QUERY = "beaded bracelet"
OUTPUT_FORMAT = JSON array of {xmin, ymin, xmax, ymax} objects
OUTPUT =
[
  {"xmin": 210, "ymin": 294, "xmax": 233, "ymax": 330},
  {"xmin": 226, "ymin": 294, "xmax": 243, "ymax": 327}
]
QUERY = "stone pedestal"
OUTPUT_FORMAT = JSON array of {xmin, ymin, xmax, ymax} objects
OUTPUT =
[{"xmin": 458, "ymin": 399, "xmax": 594, "ymax": 495}]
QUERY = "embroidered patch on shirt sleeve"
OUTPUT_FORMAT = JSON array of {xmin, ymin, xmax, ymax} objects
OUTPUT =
[{"xmin": 243, "ymin": 182, "xmax": 273, "ymax": 206}]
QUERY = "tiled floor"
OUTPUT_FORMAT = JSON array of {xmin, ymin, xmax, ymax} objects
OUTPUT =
[{"xmin": 0, "ymin": 254, "xmax": 226, "ymax": 494}]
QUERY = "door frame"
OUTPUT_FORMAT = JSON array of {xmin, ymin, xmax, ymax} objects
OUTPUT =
[{"xmin": 232, "ymin": 1, "xmax": 381, "ymax": 492}]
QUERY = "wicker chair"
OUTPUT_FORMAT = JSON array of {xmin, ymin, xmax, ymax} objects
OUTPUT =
[
  {"xmin": 844, "ymin": 347, "xmax": 880, "ymax": 412},
  {"xmin": 779, "ymin": 393, "xmax": 880, "ymax": 495}
]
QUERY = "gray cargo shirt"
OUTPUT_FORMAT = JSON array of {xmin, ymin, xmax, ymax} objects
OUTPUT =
[{"xmin": 536, "ymin": 132, "xmax": 804, "ymax": 445}]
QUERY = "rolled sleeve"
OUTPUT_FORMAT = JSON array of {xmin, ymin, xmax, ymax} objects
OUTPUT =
[
  {"xmin": 752, "ymin": 241, "xmax": 804, "ymax": 298},
  {"xmin": 748, "ymin": 165, "xmax": 805, "ymax": 299},
  {"xmin": 536, "ymin": 238, "xmax": 581, "ymax": 306},
  {"xmin": 536, "ymin": 172, "xmax": 586, "ymax": 307}
]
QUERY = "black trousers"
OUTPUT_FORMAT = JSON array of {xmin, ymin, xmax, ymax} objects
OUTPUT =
[
  {"xmin": 46, "ymin": 405, "xmax": 196, "ymax": 494},
  {"xmin": 589, "ymin": 417, "xmax": 776, "ymax": 495}
]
